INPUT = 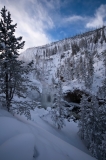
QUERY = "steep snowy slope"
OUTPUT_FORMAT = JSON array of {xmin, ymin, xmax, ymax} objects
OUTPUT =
[
  {"xmin": 0, "ymin": 108, "xmax": 96, "ymax": 160},
  {"xmin": 19, "ymin": 26, "xmax": 106, "ymax": 94}
]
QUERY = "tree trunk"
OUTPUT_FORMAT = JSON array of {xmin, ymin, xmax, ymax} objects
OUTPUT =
[{"xmin": 5, "ymin": 73, "xmax": 10, "ymax": 111}]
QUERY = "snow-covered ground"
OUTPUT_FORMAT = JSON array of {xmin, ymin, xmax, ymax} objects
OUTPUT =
[{"xmin": 0, "ymin": 108, "xmax": 96, "ymax": 160}]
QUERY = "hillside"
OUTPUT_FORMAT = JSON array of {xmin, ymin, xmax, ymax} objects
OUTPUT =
[
  {"xmin": 17, "ymin": 27, "xmax": 106, "ymax": 160},
  {"xmin": 19, "ymin": 26, "xmax": 106, "ymax": 97},
  {"xmin": 0, "ymin": 26, "xmax": 106, "ymax": 160},
  {"xmin": 0, "ymin": 108, "xmax": 96, "ymax": 160}
]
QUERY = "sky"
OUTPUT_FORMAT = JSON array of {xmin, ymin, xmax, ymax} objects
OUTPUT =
[{"xmin": 0, "ymin": 0, "xmax": 106, "ymax": 51}]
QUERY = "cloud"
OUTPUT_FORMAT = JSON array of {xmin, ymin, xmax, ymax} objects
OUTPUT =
[
  {"xmin": 0, "ymin": 0, "xmax": 54, "ymax": 51},
  {"xmin": 86, "ymin": 4, "xmax": 106, "ymax": 28},
  {"xmin": 1, "ymin": 0, "xmax": 105, "ymax": 52},
  {"xmin": 40, "ymin": 0, "xmax": 61, "ymax": 10},
  {"xmin": 64, "ymin": 15, "xmax": 85, "ymax": 23}
]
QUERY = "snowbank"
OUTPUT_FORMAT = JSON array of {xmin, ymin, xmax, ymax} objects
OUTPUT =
[{"xmin": 0, "ymin": 109, "xmax": 96, "ymax": 160}]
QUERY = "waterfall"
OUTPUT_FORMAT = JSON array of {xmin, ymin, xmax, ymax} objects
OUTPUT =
[{"xmin": 41, "ymin": 85, "xmax": 56, "ymax": 109}]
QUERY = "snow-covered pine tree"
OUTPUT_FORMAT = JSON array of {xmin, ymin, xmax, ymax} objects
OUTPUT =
[
  {"xmin": 82, "ymin": 57, "xmax": 87, "ymax": 82},
  {"xmin": 63, "ymin": 58, "xmax": 71, "ymax": 81},
  {"xmin": 51, "ymin": 55, "xmax": 67, "ymax": 129},
  {"xmin": 51, "ymin": 79, "xmax": 66, "ymax": 129},
  {"xmin": 103, "ymin": 50, "xmax": 106, "ymax": 77},
  {"xmin": 79, "ymin": 55, "xmax": 84, "ymax": 82},
  {"xmin": 97, "ymin": 102, "xmax": 106, "ymax": 160},
  {"xmin": 97, "ymin": 62, "xmax": 106, "ymax": 160},
  {"xmin": 79, "ymin": 95, "xmax": 98, "ymax": 158},
  {"xmin": 78, "ymin": 94, "xmax": 90, "ymax": 140},
  {"xmin": 84, "ymin": 50, "xmax": 94, "ymax": 89},
  {"xmin": 79, "ymin": 92, "xmax": 106, "ymax": 160},
  {"xmin": 0, "ymin": 6, "xmax": 37, "ymax": 119},
  {"xmin": 0, "ymin": 6, "xmax": 24, "ymax": 110},
  {"xmin": 70, "ymin": 56, "xmax": 75, "ymax": 80}
]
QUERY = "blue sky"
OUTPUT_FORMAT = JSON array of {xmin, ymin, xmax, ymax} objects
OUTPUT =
[{"xmin": 0, "ymin": 0, "xmax": 106, "ymax": 50}]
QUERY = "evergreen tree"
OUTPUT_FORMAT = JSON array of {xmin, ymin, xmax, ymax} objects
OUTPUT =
[
  {"xmin": 0, "ymin": 6, "xmax": 24, "ymax": 110},
  {"xmin": 79, "ymin": 94, "xmax": 90, "ymax": 140},
  {"xmin": 0, "ymin": 6, "xmax": 37, "ymax": 118},
  {"xmin": 82, "ymin": 57, "xmax": 87, "ymax": 82},
  {"xmin": 103, "ymin": 50, "xmax": 106, "ymax": 77},
  {"xmin": 51, "ymin": 79, "xmax": 66, "ymax": 129},
  {"xmin": 79, "ymin": 55, "xmax": 84, "ymax": 81},
  {"xmin": 79, "ymin": 93, "xmax": 106, "ymax": 160},
  {"xmin": 84, "ymin": 51, "xmax": 94, "ymax": 89},
  {"xmin": 51, "ymin": 57, "xmax": 67, "ymax": 129},
  {"xmin": 63, "ymin": 58, "xmax": 71, "ymax": 81},
  {"xmin": 70, "ymin": 56, "xmax": 75, "ymax": 80},
  {"xmin": 63, "ymin": 40, "xmax": 70, "ymax": 51}
]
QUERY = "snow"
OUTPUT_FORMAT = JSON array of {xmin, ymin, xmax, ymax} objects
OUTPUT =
[
  {"xmin": 0, "ymin": 133, "xmax": 35, "ymax": 160},
  {"xmin": 0, "ymin": 111, "xmax": 35, "ymax": 160},
  {"xmin": 1, "ymin": 26, "xmax": 105, "ymax": 160},
  {"xmin": 19, "ymin": 26, "xmax": 106, "ymax": 96},
  {"xmin": 0, "ymin": 108, "xmax": 96, "ymax": 160}
]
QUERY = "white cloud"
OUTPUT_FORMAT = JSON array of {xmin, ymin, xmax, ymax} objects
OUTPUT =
[
  {"xmin": 40, "ymin": 0, "xmax": 61, "ymax": 10},
  {"xmin": 1, "ymin": 0, "xmax": 106, "ymax": 52},
  {"xmin": 0, "ymin": 0, "xmax": 54, "ymax": 51},
  {"xmin": 86, "ymin": 4, "xmax": 106, "ymax": 28},
  {"xmin": 64, "ymin": 15, "xmax": 85, "ymax": 23}
]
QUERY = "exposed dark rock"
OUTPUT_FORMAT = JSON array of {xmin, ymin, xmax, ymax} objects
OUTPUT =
[
  {"xmin": 63, "ymin": 89, "xmax": 90, "ymax": 121},
  {"xmin": 64, "ymin": 89, "xmax": 85, "ymax": 104}
]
